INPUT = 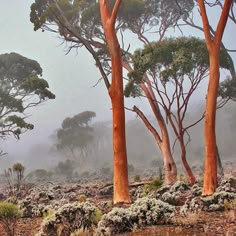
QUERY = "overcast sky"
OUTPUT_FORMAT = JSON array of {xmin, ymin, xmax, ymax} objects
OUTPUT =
[{"xmin": 0, "ymin": 0, "xmax": 235, "ymax": 170}]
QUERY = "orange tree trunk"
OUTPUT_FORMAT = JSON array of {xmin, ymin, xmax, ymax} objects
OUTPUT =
[
  {"xmin": 99, "ymin": 0, "xmax": 131, "ymax": 203},
  {"xmin": 203, "ymin": 50, "xmax": 219, "ymax": 195},
  {"xmin": 197, "ymin": 0, "xmax": 232, "ymax": 195}
]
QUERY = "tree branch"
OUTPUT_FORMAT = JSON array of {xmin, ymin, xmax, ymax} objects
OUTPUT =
[
  {"xmin": 197, "ymin": 0, "xmax": 213, "ymax": 48},
  {"xmin": 110, "ymin": 0, "xmax": 121, "ymax": 27},
  {"xmin": 133, "ymin": 105, "xmax": 162, "ymax": 145},
  {"xmin": 215, "ymin": 0, "xmax": 233, "ymax": 47}
]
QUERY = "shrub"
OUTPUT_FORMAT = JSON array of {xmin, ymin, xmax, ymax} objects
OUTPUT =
[
  {"xmin": 96, "ymin": 197, "xmax": 175, "ymax": 235},
  {"xmin": 12, "ymin": 163, "xmax": 25, "ymax": 192},
  {"xmin": 162, "ymin": 191, "xmax": 182, "ymax": 206},
  {"xmin": 144, "ymin": 178, "xmax": 163, "ymax": 194},
  {"xmin": 130, "ymin": 197, "xmax": 175, "ymax": 226},
  {"xmin": 0, "ymin": 202, "xmax": 22, "ymax": 236},
  {"xmin": 95, "ymin": 208, "xmax": 136, "ymax": 235},
  {"xmin": 37, "ymin": 202, "xmax": 101, "ymax": 236}
]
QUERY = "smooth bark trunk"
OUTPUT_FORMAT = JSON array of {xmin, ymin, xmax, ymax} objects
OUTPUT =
[
  {"xmin": 161, "ymin": 139, "xmax": 177, "ymax": 184},
  {"xmin": 111, "ymin": 94, "xmax": 130, "ymax": 203},
  {"xmin": 99, "ymin": 0, "xmax": 131, "ymax": 203},
  {"xmin": 179, "ymin": 136, "xmax": 196, "ymax": 184},
  {"xmin": 203, "ymin": 51, "xmax": 219, "ymax": 195},
  {"xmin": 133, "ymin": 105, "xmax": 177, "ymax": 184},
  {"xmin": 197, "ymin": 0, "xmax": 232, "ymax": 196}
]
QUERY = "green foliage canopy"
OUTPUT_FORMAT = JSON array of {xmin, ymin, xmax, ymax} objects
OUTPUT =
[
  {"xmin": 0, "ymin": 53, "xmax": 55, "ymax": 139},
  {"xmin": 125, "ymin": 37, "xmax": 232, "ymax": 97},
  {"xmin": 30, "ymin": 0, "xmax": 194, "ymax": 63}
]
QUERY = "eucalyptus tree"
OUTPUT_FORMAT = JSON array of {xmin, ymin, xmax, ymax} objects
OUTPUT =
[
  {"xmin": 181, "ymin": 1, "xmax": 236, "ymax": 104},
  {"xmin": 56, "ymin": 111, "xmax": 96, "ymax": 165},
  {"xmin": 119, "ymin": 0, "xmax": 195, "ymax": 184},
  {"xmin": 30, "ymin": 0, "xmax": 196, "ymax": 188},
  {"xmin": 31, "ymin": 0, "xmax": 132, "ymax": 203},
  {"xmin": 126, "ymin": 37, "xmax": 232, "ymax": 184},
  {"xmin": 0, "ymin": 52, "xmax": 55, "ymax": 142},
  {"xmin": 197, "ymin": 0, "xmax": 233, "ymax": 195}
]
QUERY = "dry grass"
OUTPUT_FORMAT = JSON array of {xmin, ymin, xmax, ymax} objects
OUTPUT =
[
  {"xmin": 70, "ymin": 228, "xmax": 95, "ymax": 236},
  {"xmin": 171, "ymin": 211, "xmax": 201, "ymax": 226}
]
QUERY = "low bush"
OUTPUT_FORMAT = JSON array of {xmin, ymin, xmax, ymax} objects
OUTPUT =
[
  {"xmin": 37, "ymin": 202, "xmax": 101, "ymax": 236},
  {"xmin": 95, "ymin": 197, "xmax": 175, "ymax": 235},
  {"xmin": 95, "ymin": 207, "xmax": 136, "ymax": 235},
  {"xmin": 0, "ymin": 202, "xmax": 22, "ymax": 236},
  {"xmin": 130, "ymin": 197, "xmax": 175, "ymax": 226},
  {"xmin": 143, "ymin": 178, "xmax": 163, "ymax": 195}
]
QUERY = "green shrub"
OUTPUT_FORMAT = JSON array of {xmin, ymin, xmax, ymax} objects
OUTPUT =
[
  {"xmin": 144, "ymin": 178, "xmax": 163, "ymax": 194},
  {"xmin": 0, "ymin": 202, "xmax": 22, "ymax": 236}
]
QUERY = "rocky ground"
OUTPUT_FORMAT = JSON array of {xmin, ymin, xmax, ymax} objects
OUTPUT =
[{"xmin": 0, "ymin": 163, "xmax": 235, "ymax": 235}]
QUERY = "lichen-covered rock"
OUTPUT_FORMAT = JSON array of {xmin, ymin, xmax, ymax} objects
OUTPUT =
[{"xmin": 37, "ymin": 201, "xmax": 100, "ymax": 236}]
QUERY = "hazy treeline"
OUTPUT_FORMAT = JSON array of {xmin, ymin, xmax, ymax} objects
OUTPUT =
[{"xmin": 1, "ymin": 100, "xmax": 235, "ymax": 181}]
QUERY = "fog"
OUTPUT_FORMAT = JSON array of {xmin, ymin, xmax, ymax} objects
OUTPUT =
[{"xmin": 0, "ymin": 1, "xmax": 235, "ymax": 179}]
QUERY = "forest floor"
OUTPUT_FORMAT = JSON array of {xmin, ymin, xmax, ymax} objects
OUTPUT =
[{"xmin": 0, "ymin": 161, "xmax": 235, "ymax": 236}]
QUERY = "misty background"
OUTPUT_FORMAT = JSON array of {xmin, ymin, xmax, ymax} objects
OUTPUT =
[{"xmin": 0, "ymin": 0, "xmax": 235, "ymax": 179}]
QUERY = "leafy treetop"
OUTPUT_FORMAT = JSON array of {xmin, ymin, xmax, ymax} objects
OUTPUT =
[
  {"xmin": 125, "ymin": 37, "xmax": 232, "ymax": 97},
  {"xmin": 0, "ymin": 52, "xmax": 55, "ymax": 139}
]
